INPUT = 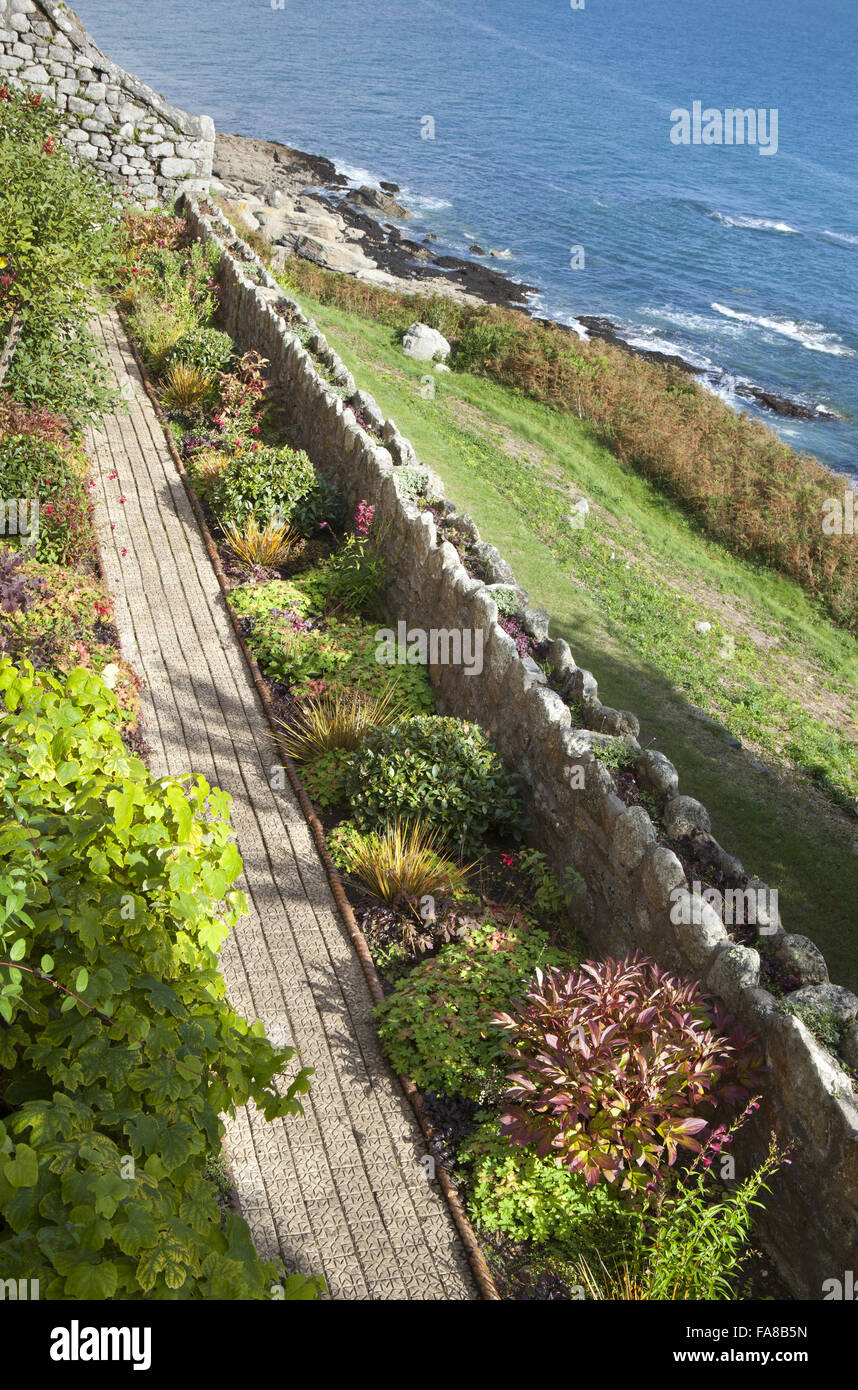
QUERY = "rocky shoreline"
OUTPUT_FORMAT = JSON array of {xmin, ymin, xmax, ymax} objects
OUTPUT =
[{"xmin": 212, "ymin": 131, "xmax": 831, "ymax": 423}]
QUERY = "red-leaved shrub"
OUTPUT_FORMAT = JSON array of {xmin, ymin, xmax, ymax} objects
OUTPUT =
[{"xmin": 493, "ymin": 952, "xmax": 763, "ymax": 1194}]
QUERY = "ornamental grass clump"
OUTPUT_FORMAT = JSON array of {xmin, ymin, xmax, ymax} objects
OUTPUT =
[
  {"xmin": 160, "ymin": 359, "xmax": 215, "ymax": 414},
  {"xmin": 330, "ymin": 819, "xmax": 473, "ymax": 905},
  {"xmin": 494, "ymin": 952, "xmax": 764, "ymax": 1195},
  {"xmin": 274, "ymin": 681, "xmax": 406, "ymax": 761},
  {"xmin": 222, "ymin": 516, "xmax": 299, "ymax": 569}
]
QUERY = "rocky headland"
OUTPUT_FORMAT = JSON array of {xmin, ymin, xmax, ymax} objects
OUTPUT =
[{"xmin": 212, "ymin": 131, "xmax": 834, "ymax": 422}]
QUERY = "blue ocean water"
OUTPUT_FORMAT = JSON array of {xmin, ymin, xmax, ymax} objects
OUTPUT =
[{"xmin": 73, "ymin": 0, "xmax": 858, "ymax": 478}]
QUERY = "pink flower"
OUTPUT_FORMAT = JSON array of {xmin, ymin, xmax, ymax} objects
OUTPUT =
[{"xmin": 354, "ymin": 499, "xmax": 375, "ymax": 538}]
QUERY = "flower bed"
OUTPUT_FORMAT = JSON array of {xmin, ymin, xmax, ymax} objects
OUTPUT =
[{"xmin": 118, "ymin": 202, "xmax": 798, "ymax": 1301}]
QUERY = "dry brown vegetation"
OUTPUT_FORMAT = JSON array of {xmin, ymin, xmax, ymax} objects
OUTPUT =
[{"xmin": 282, "ymin": 254, "xmax": 857, "ymax": 634}]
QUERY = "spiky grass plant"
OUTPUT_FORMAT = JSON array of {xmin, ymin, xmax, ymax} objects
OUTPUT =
[
  {"xmin": 274, "ymin": 682, "xmax": 405, "ymax": 762},
  {"xmin": 128, "ymin": 293, "xmax": 194, "ymax": 374},
  {"xmin": 222, "ymin": 517, "xmax": 299, "ymax": 568},
  {"xmin": 187, "ymin": 448, "xmax": 230, "ymax": 487},
  {"xmin": 160, "ymin": 360, "xmax": 215, "ymax": 412},
  {"xmin": 334, "ymin": 820, "xmax": 473, "ymax": 904}
]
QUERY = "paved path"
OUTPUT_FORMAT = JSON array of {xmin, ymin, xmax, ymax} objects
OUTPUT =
[{"xmin": 86, "ymin": 308, "xmax": 476, "ymax": 1301}]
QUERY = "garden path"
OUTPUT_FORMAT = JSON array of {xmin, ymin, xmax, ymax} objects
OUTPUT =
[{"xmin": 85, "ymin": 307, "xmax": 477, "ymax": 1301}]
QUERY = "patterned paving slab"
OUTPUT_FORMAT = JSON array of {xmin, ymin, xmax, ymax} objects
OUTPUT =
[{"xmin": 86, "ymin": 308, "xmax": 477, "ymax": 1301}]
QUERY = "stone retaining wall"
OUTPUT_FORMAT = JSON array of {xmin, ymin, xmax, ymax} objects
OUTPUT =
[
  {"xmin": 186, "ymin": 193, "xmax": 858, "ymax": 1299},
  {"xmin": 0, "ymin": 0, "xmax": 213, "ymax": 198}
]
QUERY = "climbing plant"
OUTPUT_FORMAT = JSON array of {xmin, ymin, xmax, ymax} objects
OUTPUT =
[{"xmin": 0, "ymin": 660, "xmax": 320, "ymax": 1299}]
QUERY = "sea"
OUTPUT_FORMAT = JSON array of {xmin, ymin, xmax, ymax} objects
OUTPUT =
[{"xmin": 72, "ymin": 0, "xmax": 858, "ymax": 479}]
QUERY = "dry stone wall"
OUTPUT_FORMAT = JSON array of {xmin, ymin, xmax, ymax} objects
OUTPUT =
[
  {"xmin": 0, "ymin": 0, "xmax": 213, "ymax": 198},
  {"xmin": 182, "ymin": 195, "xmax": 858, "ymax": 1299}
]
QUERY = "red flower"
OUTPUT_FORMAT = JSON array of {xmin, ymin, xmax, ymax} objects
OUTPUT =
[
  {"xmin": 28, "ymin": 93, "xmax": 42, "ymax": 107},
  {"xmin": 41, "ymin": 137, "xmax": 55, "ymax": 154},
  {"xmin": 500, "ymin": 852, "xmax": 516, "ymax": 868},
  {"xmin": 0, "ymin": 88, "xmax": 11, "ymax": 103}
]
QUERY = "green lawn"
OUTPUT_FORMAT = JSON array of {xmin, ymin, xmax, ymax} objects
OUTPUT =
[{"xmin": 287, "ymin": 288, "xmax": 858, "ymax": 989}]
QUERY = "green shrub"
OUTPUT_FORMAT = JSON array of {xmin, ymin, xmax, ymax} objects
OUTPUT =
[
  {"xmin": 4, "ymin": 317, "xmax": 120, "ymax": 426},
  {"xmin": 164, "ymin": 327, "xmax": 234, "ymax": 377},
  {"xmin": 374, "ymin": 918, "xmax": 572, "ymax": 1098},
  {"xmin": 343, "ymin": 715, "xmax": 525, "ymax": 853},
  {"xmin": 207, "ymin": 445, "xmax": 316, "ymax": 530},
  {"xmin": 290, "ymin": 474, "xmax": 347, "ymax": 538},
  {"xmin": 0, "ymin": 89, "xmax": 120, "ymax": 328},
  {"xmin": 461, "ymin": 1120, "xmax": 638, "ymax": 1255},
  {"xmin": 0, "ymin": 433, "xmax": 96, "ymax": 566},
  {"xmin": 0, "ymin": 660, "xmax": 320, "ymax": 1300}
]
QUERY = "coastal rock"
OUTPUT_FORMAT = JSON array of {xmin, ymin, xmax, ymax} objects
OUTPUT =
[
  {"xmin": 213, "ymin": 131, "xmax": 346, "ymax": 193},
  {"xmin": 736, "ymin": 384, "xmax": 822, "ymax": 420},
  {"xmin": 291, "ymin": 234, "xmax": 374, "ymax": 274},
  {"xmin": 402, "ymin": 323, "xmax": 451, "ymax": 363},
  {"xmin": 346, "ymin": 184, "xmax": 411, "ymax": 219}
]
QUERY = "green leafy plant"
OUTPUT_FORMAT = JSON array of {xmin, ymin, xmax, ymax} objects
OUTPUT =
[
  {"xmin": 4, "ymin": 316, "xmax": 120, "ymax": 426},
  {"xmin": 301, "ymin": 746, "xmax": 355, "ymax": 808},
  {"xmin": 0, "ymin": 89, "xmax": 120, "ymax": 346},
  {"xmin": 231, "ymin": 581, "xmax": 434, "ymax": 713},
  {"xmin": 515, "ymin": 848, "xmax": 582, "ymax": 922},
  {"xmin": 316, "ymin": 501, "xmax": 390, "ymax": 618},
  {"xmin": 594, "ymin": 738, "xmax": 638, "ymax": 774},
  {"xmin": 164, "ymin": 326, "xmax": 234, "ymax": 377},
  {"xmin": 290, "ymin": 473, "xmax": 347, "ymax": 538},
  {"xmin": 0, "ymin": 660, "xmax": 319, "ymax": 1300},
  {"xmin": 375, "ymin": 918, "xmax": 574, "ymax": 1099},
  {"xmin": 0, "ymin": 433, "xmax": 96, "ymax": 567},
  {"xmin": 573, "ymin": 1109, "xmax": 786, "ymax": 1299},
  {"xmin": 393, "ymin": 467, "xmax": 428, "ymax": 500},
  {"xmin": 461, "ymin": 1118, "xmax": 638, "ymax": 1254},
  {"xmin": 343, "ymin": 715, "xmax": 526, "ymax": 854},
  {"xmin": 779, "ymin": 996, "xmax": 850, "ymax": 1053},
  {"xmin": 494, "ymin": 953, "xmax": 764, "ymax": 1194},
  {"xmin": 207, "ymin": 444, "xmax": 316, "ymax": 530}
]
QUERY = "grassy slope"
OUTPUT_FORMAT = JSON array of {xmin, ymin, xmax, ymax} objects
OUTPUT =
[{"xmin": 290, "ymin": 291, "xmax": 858, "ymax": 989}]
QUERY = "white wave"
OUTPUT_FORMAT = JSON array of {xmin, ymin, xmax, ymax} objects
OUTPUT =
[
  {"xmin": 701, "ymin": 372, "xmax": 744, "ymax": 408},
  {"xmin": 822, "ymin": 228, "xmax": 858, "ymax": 246},
  {"xmin": 709, "ymin": 210, "xmax": 800, "ymax": 234},
  {"xmin": 640, "ymin": 305, "xmax": 746, "ymax": 339},
  {"xmin": 334, "ymin": 161, "xmax": 378, "ymax": 187},
  {"xmin": 711, "ymin": 303, "xmax": 856, "ymax": 357},
  {"xmin": 403, "ymin": 191, "xmax": 453, "ymax": 212},
  {"xmin": 623, "ymin": 330, "xmax": 715, "ymax": 373}
]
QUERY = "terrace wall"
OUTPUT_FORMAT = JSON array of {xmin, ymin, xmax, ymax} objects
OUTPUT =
[
  {"xmin": 0, "ymin": 0, "xmax": 213, "ymax": 199},
  {"xmin": 183, "ymin": 195, "xmax": 858, "ymax": 1300}
]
